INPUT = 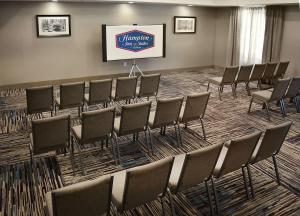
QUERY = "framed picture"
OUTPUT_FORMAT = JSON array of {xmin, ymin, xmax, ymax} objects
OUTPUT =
[
  {"xmin": 174, "ymin": 16, "xmax": 196, "ymax": 34},
  {"xmin": 36, "ymin": 15, "xmax": 71, "ymax": 37}
]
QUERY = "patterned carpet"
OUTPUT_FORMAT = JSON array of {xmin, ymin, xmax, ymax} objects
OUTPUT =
[{"xmin": 0, "ymin": 68, "xmax": 299, "ymax": 216}]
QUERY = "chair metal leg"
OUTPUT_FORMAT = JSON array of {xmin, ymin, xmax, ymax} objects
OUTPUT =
[
  {"xmin": 211, "ymin": 178, "xmax": 220, "ymax": 215},
  {"xmin": 241, "ymin": 166, "xmax": 250, "ymax": 199},
  {"xmin": 207, "ymin": 82, "xmax": 210, "ymax": 91},
  {"xmin": 109, "ymin": 137, "xmax": 118, "ymax": 165},
  {"xmin": 167, "ymin": 189, "xmax": 176, "ymax": 216},
  {"xmin": 144, "ymin": 130, "xmax": 151, "ymax": 155},
  {"xmin": 77, "ymin": 143, "xmax": 85, "ymax": 175},
  {"xmin": 184, "ymin": 122, "xmax": 188, "ymax": 129},
  {"xmin": 147, "ymin": 127, "xmax": 154, "ymax": 154},
  {"xmin": 174, "ymin": 124, "xmax": 180, "ymax": 148},
  {"xmin": 70, "ymin": 137, "xmax": 75, "ymax": 176},
  {"xmin": 177, "ymin": 124, "xmax": 183, "ymax": 147},
  {"xmin": 160, "ymin": 196, "xmax": 166, "ymax": 216},
  {"xmin": 231, "ymin": 84, "xmax": 236, "ymax": 98},
  {"xmin": 246, "ymin": 164, "xmax": 255, "ymax": 198},
  {"xmin": 272, "ymin": 155, "xmax": 281, "ymax": 185},
  {"xmin": 248, "ymin": 98, "xmax": 253, "ymax": 113},
  {"xmin": 218, "ymin": 86, "xmax": 222, "ymax": 101},
  {"xmin": 264, "ymin": 102, "xmax": 271, "ymax": 121},
  {"xmin": 113, "ymin": 134, "xmax": 121, "ymax": 165},
  {"xmin": 200, "ymin": 118, "xmax": 206, "ymax": 141},
  {"xmin": 205, "ymin": 179, "xmax": 214, "ymax": 215},
  {"xmin": 279, "ymin": 99, "xmax": 287, "ymax": 117},
  {"xmin": 246, "ymin": 82, "xmax": 250, "ymax": 96}
]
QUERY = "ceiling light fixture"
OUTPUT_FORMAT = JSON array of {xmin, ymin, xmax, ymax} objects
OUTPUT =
[
  {"xmin": 128, "ymin": 1, "xmax": 134, "ymax": 4},
  {"xmin": 188, "ymin": 4, "xmax": 193, "ymax": 7}
]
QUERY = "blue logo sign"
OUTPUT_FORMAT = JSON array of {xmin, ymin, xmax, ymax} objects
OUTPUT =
[{"xmin": 115, "ymin": 30, "xmax": 155, "ymax": 52}]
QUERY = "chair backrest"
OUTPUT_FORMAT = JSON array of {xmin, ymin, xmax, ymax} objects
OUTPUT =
[
  {"xmin": 153, "ymin": 97, "xmax": 184, "ymax": 128},
  {"xmin": 270, "ymin": 78, "xmax": 291, "ymax": 101},
  {"xmin": 215, "ymin": 131, "xmax": 262, "ymax": 178},
  {"xmin": 26, "ymin": 85, "xmax": 53, "ymax": 115},
  {"xmin": 31, "ymin": 115, "xmax": 70, "ymax": 155},
  {"xmin": 262, "ymin": 62, "xmax": 278, "ymax": 79},
  {"xmin": 59, "ymin": 82, "xmax": 85, "ymax": 108},
  {"xmin": 121, "ymin": 157, "xmax": 174, "ymax": 211},
  {"xmin": 221, "ymin": 66, "xmax": 239, "ymax": 84},
  {"xmin": 250, "ymin": 64, "xmax": 266, "ymax": 81},
  {"xmin": 251, "ymin": 121, "xmax": 292, "ymax": 164},
  {"xmin": 115, "ymin": 76, "xmax": 137, "ymax": 100},
  {"xmin": 138, "ymin": 74, "xmax": 161, "ymax": 97},
  {"xmin": 119, "ymin": 101, "xmax": 151, "ymax": 136},
  {"xmin": 49, "ymin": 175, "xmax": 113, "ymax": 216},
  {"xmin": 81, "ymin": 108, "xmax": 115, "ymax": 142},
  {"xmin": 275, "ymin": 61, "xmax": 289, "ymax": 78},
  {"xmin": 235, "ymin": 65, "xmax": 253, "ymax": 83},
  {"xmin": 285, "ymin": 77, "xmax": 300, "ymax": 98},
  {"xmin": 88, "ymin": 79, "xmax": 112, "ymax": 105},
  {"xmin": 181, "ymin": 92, "xmax": 210, "ymax": 122},
  {"xmin": 175, "ymin": 143, "xmax": 223, "ymax": 192}
]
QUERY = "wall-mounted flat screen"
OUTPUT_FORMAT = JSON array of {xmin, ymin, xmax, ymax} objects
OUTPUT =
[{"xmin": 102, "ymin": 24, "xmax": 166, "ymax": 62}]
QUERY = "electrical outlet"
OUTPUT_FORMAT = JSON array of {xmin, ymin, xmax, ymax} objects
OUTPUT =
[{"xmin": 123, "ymin": 61, "xmax": 127, "ymax": 67}]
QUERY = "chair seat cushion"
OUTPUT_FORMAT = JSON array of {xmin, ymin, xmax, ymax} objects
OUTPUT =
[
  {"xmin": 114, "ymin": 117, "xmax": 121, "ymax": 135},
  {"xmin": 55, "ymin": 97, "xmax": 60, "ymax": 106},
  {"xmin": 168, "ymin": 154, "xmax": 186, "ymax": 192},
  {"xmin": 251, "ymin": 90, "xmax": 272, "ymax": 101},
  {"xmin": 84, "ymin": 94, "xmax": 89, "ymax": 102},
  {"xmin": 72, "ymin": 125, "xmax": 82, "ymax": 140},
  {"xmin": 112, "ymin": 170, "xmax": 127, "ymax": 211},
  {"xmin": 213, "ymin": 146, "xmax": 228, "ymax": 178},
  {"xmin": 45, "ymin": 192, "xmax": 53, "ymax": 216},
  {"xmin": 148, "ymin": 111, "xmax": 156, "ymax": 128},
  {"xmin": 208, "ymin": 77, "xmax": 222, "ymax": 85}
]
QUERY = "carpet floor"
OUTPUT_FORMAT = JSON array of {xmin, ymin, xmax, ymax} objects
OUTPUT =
[{"xmin": 0, "ymin": 68, "xmax": 299, "ymax": 216}]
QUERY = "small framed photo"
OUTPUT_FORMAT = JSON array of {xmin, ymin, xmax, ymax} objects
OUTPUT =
[
  {"xmin": 174, "ymin": 16, "xmax": 197, "ymax": 34},
  {"xmin": 36, "ymin": 15, "xmax": 71, "ymax": 37}
]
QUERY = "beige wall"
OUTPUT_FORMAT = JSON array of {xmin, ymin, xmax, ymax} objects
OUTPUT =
[
  {"xmin": 0, "ymin": 2, "xmax": 216, "ymax": 86},
  {"xmin": 214, "ymin": 7, "xmax": 230, "ymax": 67},
  {"xmin": 281, "ymin": 6, "xmax": 300, "ymax": 77}
]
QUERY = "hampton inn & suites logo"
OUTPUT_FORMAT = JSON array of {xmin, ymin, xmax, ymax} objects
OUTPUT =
[{"xmin": 115, "ymin": 30, "xmax": 155, "ymax": 52}]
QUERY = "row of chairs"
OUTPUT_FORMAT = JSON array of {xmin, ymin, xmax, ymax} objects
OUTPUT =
[
  {"xmin": 207, "ymin": 61, "xmax": 289, "ymax": 100},
  {"xmin": 26, "ymin": 74, "xmax": 161, "ymax": 117},
  {"xmin": 45, "ymin": 121, "xmax": 292, "ymax": 216},
  {"xmin": 30, "ymin": 93, "xmax": 210, "ymax": 173},
  {"xmin": 249, "ymin": 77, "xmax": 300, "ymax": 120}
]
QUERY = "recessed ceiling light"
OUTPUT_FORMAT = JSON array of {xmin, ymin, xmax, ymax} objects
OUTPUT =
[
  {"xmin": 52, "ymin": 0, "xmax": 58, "ymax": 2},
  {"xmin": 128, "ymin": 1, "xmax": 134, "ymax": 4},
  {"xmin": 188, "ymin": 4, "xmax": 193, "ymax": 7}
]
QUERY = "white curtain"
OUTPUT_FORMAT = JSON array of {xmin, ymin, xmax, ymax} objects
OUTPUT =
[{"xmin": 239, "ymin": 7, "xmax": 266, "ymax": 65}]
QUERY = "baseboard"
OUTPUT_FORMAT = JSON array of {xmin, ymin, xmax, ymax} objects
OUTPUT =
[{"xmin": 0, "ymin": 65, "xmax": 215, "ymax": 89}]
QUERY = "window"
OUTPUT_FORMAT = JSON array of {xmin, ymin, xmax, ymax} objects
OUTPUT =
[{"xmin": 239, "ymin": 7, "xmax": 266, "ymax": 65}]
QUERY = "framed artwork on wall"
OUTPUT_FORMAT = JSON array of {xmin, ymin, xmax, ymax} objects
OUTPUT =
[
  {"xmin": 36, "ymin": 15, "xmax": 71, "ymax": 37},
  {"xmin": 174, "ymin": 16, "xmax": 197, "ymax": 34}
]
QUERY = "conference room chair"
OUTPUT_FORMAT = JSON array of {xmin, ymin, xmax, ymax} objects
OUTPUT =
[
  {"xmin": 168, "ymin": 143, "xmax": 223, "ymax": 215},
  {"xmin": 207, "ymin": 66, "xmax": 239, "ymax": 100},
  {"xmin": 26, "ymin": 85, "xmax": 54, "ymax": 117},
  {"xmin": 112, "ymin": 76, "xmax": 137, "ymax": 104},
  {"xmin": 85, "ymin": 79, "xmax": 112, "ymax": 109},
  {"xmin": 260, "ymin": 62, "xmax": 278, "ymax": 89},
  {"xmin": 248, "ymin": 63, "xmax": 266, "ymax": 91},
  {"xmin": 274, "ymin": 61, "xmax": 289, "ymax": 80},
  {"xmin": 211, "ymin": 131, "xmax": 262, "ymax": 215},
  {"xmin": 248, "ymin": 121, "xmax": 292, "ymax": 198},
  {"xmin": 233, "ymin": 65, "xmax": 253, "ymax": 96},
  {"xmin": 136, "ymin": 73, "xmax": 161, "ymax": 101},
  {"xmin": 55, "ymin": 82, "xmax": 85, "ymax": 117},
  {"xmin": 30, "ymin": 115, "xmax": 74, "ymax": 172},
  {"xmin": 46, "ymin": 175, "xmax": 114, "ymax": 216},
  {"xmin": 113, "ymin": 101, "xmax": 152, "ymax": 163},
  {"xmin": 248, "ymin": 78, "xmax": 291, "ymax": 120},
  {"xmin": 71, "ymin": 108, "xmax": 117, "ymax": 174},
  {"xmin": 112, "ymin": 157, "xmax": 175, "ymax": 215},
  {"xmin": 178, "ymin": 92, "xmax": 210, "ymax": 140},
  {"xmin": 285, "ymin": 77, "xmax": 300, "ymax": 112},
  {"xmin": 149, "ymin": 97, "xmax": 184, "ymax": 147}
]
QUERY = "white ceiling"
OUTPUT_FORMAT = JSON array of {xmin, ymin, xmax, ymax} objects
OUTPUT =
[{"xmin": 0, "ymin": 0, "xmax": 298, "ymax": 6}]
